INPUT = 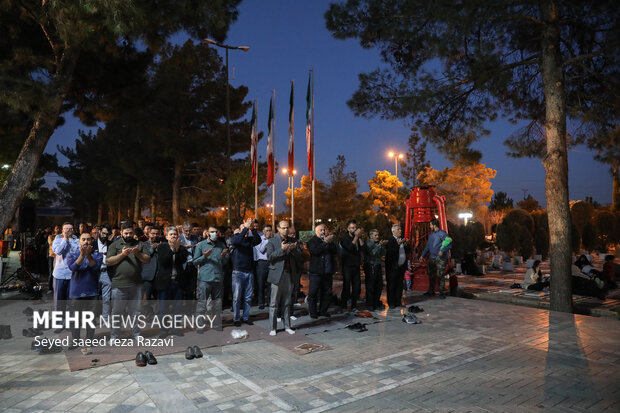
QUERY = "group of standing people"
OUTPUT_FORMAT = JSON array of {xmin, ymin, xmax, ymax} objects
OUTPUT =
[{"xmin": 44, "ymin": 215, "xmax": 452, "ymax": 344}]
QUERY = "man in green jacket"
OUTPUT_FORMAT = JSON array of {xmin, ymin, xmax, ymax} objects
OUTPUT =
[{"xmin": 193, "ymin": 226, "xmax": 229, "ymax": 332}]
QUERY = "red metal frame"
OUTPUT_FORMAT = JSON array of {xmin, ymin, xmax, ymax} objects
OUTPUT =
[{"xmin": 404, "ymin": 186, "xmax": 449, "ymax": 291}]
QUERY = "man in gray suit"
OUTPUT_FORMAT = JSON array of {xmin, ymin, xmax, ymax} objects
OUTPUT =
[{"xmin": 266, "ymin": 220, "xmax": 300, "ymax": 336}]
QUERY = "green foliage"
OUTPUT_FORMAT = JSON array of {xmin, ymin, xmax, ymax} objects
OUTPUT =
[
  {"xmin": 517, "ymin": 195, "xmax": 541, "ymax": 212},
  {"xmin": 326, "ymin": 155, "xmax": 358, "ymax": 222},
  {"xmin": 401, "ymin": 130, "xmax": 429, "ymax": 188},
  {"xmin": 371, "ymin": 213, "xmax": 392, "ymax": 241},
  {"xmin": 496, "ymin": 209, "xmax": 535, "ymax": 258},
  {"xmin": 594, "ymin": 210, "xmax": 616, "ymax": 251},
  {"xmin": 489, "ymin": 192, "xmax": 513, "ymax": 211},
  {"xmin": 570, "ymin": 201, "xmax": 595, "ymax": 235},
  {"xmin": 532, "ymin": 210, "xmax": 549, "ymax": 259},
  {"xmin": 571, "ymin": 224, "xmax": 581, "ymax": 254}
]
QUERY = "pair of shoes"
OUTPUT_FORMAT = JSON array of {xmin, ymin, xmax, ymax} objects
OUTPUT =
[
  {"xmin": 234, "ymin": 321, "xmax": 241, "ymax": 327},
  {"xmin": 285, "ymin": 328, "xmax": 295, "ymax": 335},
  {"xmin": 423, "ymin": 291, "xmax": 436, "ymax": 297},
  {"xmin": 346, "ymin": 323, "xmax": 368, "ymax": 332},
  {"xmin": 269, "ymin": 330, "xmax": 276, "ymax": 336},
  {"xmin": 319, "ymin": 312, "xmax": 331, "ymax": 318},
  {"xmin": 402, "ymin": 314, "xmax": 422, "ymax": 324},
  {"xmin": 408, "ymin": 305, "xmax": 424, "ymax": 313},
  {"xmin": 22, "ymin": 327, "xmax": 43, "ymax": 337},
  {"xmin": 258, "ymin": 305, "xmax": 265, "ymax": 310},
  {"xmin": 185, "ymin": 346, "xmax": 203, "ymax": 360},
  {"xmin": 243, "ymin": 320, "xmax": 254, "ymax": 326},
  {"xmin": 0, "ymin": 325, "xmax": 12, "ymax": 339}
]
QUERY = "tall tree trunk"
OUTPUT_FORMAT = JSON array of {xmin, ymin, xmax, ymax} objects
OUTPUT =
[
  {"xmin": 133, "ymin": 184, "xmax": 141, "ymax": 223},
  {"xmin": 612, "ymin": 163, "xmax": 619, "ymax": 213},
  {"xmin": 541, "ymin": 0, "xmax": 572, "ymax": 313},
  {"xmin": 0, "ymin": 50, "xmax": 78, "ymax": 236},
  {"xmin": 107, "ymin": 200, "xmax": 115, "ymax": 224},
  {"xmin": 97, "ymin": 200, "xmax": 103, "ymax": 225},
  {"xmin": 172, "ymin": 159, "xmax": 182, "ymax": 224}
]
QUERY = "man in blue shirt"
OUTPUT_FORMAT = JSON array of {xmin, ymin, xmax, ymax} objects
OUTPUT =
[
  {"xmin": 51, "ymin": 222, "xmax": 80, "ymax": 333},
  {"xmin": 66, "ymin": 232, "xmax": 103, "ymax": 346},
  {"xmin": 420, "ymin": 219, "xmax": 451, "ymax": 298}
]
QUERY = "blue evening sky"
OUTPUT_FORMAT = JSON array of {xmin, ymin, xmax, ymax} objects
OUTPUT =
[{"xmin": 45, "ymin": 0, "xmax": 612, "ymax": 211}]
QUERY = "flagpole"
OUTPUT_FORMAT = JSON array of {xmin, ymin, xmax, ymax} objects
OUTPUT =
[
  {"xmin": 311, "ymin": 68, "xmax": 315, "ymax": 229},
  {"xmin": 272, "ymin": 89, "xmax": 276, "ymax": 229},
  {"xmin": 254, "ymin": 99, "xmax": 258, "ymax": 219},
  {"xmin": 291, "ymin": 174, "xmax": 294, "ymax": 224}
]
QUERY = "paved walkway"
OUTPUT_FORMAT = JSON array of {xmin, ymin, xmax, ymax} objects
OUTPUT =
[{"xmin": 1, "ymin": 292, "xmax": 619, "ymax": 412}]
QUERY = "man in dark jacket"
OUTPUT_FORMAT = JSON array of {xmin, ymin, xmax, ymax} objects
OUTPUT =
[
  {"xmin": 385, "ymin": 224, "xmax": 410, "ymax": 309},
  {"xmin": 340, "ymin": 220, "xmax": 364, "ymax": 311},
  {"xmin": 154, "ymin": 226, "xmax": 188, "ymax": 338},
  {"xmin": 230, "ymin": 218, "xmax": 261, "ymax": 326},
  {"xmin": 306, "ymin": 224, "xmax": 338, "ymax": 318}
]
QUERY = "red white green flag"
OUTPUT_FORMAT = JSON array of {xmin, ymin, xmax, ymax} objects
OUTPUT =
[
  {"xmin": 288, "ymin": 81, "xmax": 294, "ymax": 175},
  {"xmin": 266, "ymin": 97, "xmax": 275, "ymax": 187},
  {"xmin": 250, "ymin": 102, "xmax": 258, "ymax": 183},
  {"xmin": 305, "ymin": 72, "xmax": 313, "ymax": 180}
]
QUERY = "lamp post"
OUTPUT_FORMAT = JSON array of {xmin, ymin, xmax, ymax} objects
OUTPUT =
[
  {"xmin": 204, "ymin": 38, "xmax": 250, "ymax": 226},
  {"xmin": 458, "ymin": 212, "xmax": 473, "ymax": 226},
  {"xmin": 387, "ymin": 151, "xmax": 404, "ymax": 180},
  {"xmin": 282, "ymin": 168, "xmax": 298, "ymax": 224}
]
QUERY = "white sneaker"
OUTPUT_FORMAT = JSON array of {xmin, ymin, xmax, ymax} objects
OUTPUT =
[
  {"xmin": 290, "ymin": 315, "xmax": 298, "ymax": 321},
  {"xmin": 277, "ymin": 317, "xmax": 282, "ymax": 322},
  {"xmin": 285, "ymin": 328, "xmax": 295, "ymax": 335},
  {"xmin": 269, "ymin": 330, "xmax": 276, "ymax": 336}
]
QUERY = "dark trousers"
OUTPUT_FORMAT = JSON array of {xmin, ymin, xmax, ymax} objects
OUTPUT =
[
  {"xmin": 341, "ymin": 265, "xmax": 361, "ymax": 309},
  {"xmin": 223, "ymin": 268, "xmax": 233, "ymax": 307},
  {"xmin": 308, "ymin": 273, "xmax": 332, "ymax": 316},
  {"xmin": 196, "ymin": 281, "xmax": 223, "ymax": 330},
  {"xmin": 183, "ymin": 265, "xmax": 197, "ymax": 301},
  {"xmin": 47, "ymin": 257, "xmax": 55, "ymax": 291},
  {"xmin": 386, "ymin": 265, "xmax": 406, "ymax": 308},
  {"xmin": 157, "ymin": 279, "xmax": 183, "ymax": 334},
  {"xmin": 71, "ymin": 296, "xmax": 97, "ymax": 340},
  {"xmin": 255, "ymin": 260, "xmax": 270, "ymax": 307},
  {"xmin": 364, "ymin": 263, "xmax": 383, "ymax": 309},
  {"xmin": 54, "ymin": 278, "xmax": 71, "ymax": 314},
  {"xmin": 427, "ymin": 257, "xmax": 447, "ymax": 294}
]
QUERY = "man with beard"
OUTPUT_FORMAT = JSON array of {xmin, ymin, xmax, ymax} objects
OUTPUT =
[
  {"xmin": 67, "ymin": 232, "xmax": 103, "ymax": 349},
  {"xmin": 93, "ymin": 225, "xmax": 112, "ymax": 320},
  {"xmin": 141, "ymin": 226, "xmax": 162, "ymax": 316},
  {"xmin": 385, "ymin": 224, "xmax": 411, "ymax": 308},
  {"xmin": 340, "ymin": 220, "xmax": 364, "ymax": 312},
  {"xmin": 307, "ymin": 224, "xmax": 338, "ymax": 319},
  {"xmin": 106, "ymin": 222, "xmax": 151, "ymax": 342}
]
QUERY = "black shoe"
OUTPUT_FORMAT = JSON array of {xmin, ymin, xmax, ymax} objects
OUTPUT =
[
  {"xmin": 135, "ymin": 352, "xmax": 147, "ymax": 367},
  {"xmin": 144, "ymin": 350, "xmax": 157, "ymax": 365},
  {"xmin": 185, "ymin": 346, "xmax": 195, "ymax": 360},
  {"xmin": 234, "ymin": 321, "xmax": 241, "ymax": 327},
  {"xmin": 40, "ymin": 344, "xmax": 62, "ymax": 354},
  {"xmin": 192, "ymin": 346, "xmax": 203, "ymax": 358},
  {"xmin": 158, "ymin": 332, "xmax": 169, "ymax": 339},
  {"xmin": 258, "ymin": 305, "xmax": 265, "ymax": 310},
  {"xmin": 243, "ymin": 320, "xmax": 254, "ymax": 326},
  {"xmin": 423, "ymin": 291, "xmax": 435, "ymax": 297},
  {"xmin": 310, "ymin": 314, "xmax": 318, "ymax": 319},
  {"xmin": 1, "ymin": 325, "xmax": 12, "ymax": 339},
  {"xmin": 319, "ymin": 312, "xmax": 331, "ymax": 318},
  {"xmin": 439, "ymin": 293, "xmax": 447, "ymax": 299},
  {"xmin": 23, "ymin": 307, "xmax": 34, "ymax": 316}
]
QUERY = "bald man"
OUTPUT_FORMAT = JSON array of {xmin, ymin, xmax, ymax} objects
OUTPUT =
[{"xmin": 306, "ymin": 224, "xmax": 338, "ymax": 318}]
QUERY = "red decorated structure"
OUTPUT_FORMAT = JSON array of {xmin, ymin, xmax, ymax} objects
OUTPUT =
[{"xmin": 404, "ymin": 186, "xmax": 449, "ymax": 291}]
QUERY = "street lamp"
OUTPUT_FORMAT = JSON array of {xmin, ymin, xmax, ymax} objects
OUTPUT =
[
  {"xmin": 204, "ymin": 38, "xmax": 250, "ymax": 226},
  {"xmin": 387, "ymin": 151, "xmax": 404, "ymax": 179},
  {"xmin": 282, "ymin": 168, "xmax": 298, "ymax": 223},
  {"xmin": 458, "ymin": 212, "xmax": 473, "ymax": 226}
]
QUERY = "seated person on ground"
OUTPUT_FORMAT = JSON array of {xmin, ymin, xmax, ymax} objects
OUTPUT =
[{"xmin": 523, "ymin": 260, "xmax": 549, "ymax": 291}]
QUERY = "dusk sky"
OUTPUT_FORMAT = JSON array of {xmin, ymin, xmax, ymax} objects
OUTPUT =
[{"xmin": 45, "ymin": 0, "xmax": 613, "ymax": 212}]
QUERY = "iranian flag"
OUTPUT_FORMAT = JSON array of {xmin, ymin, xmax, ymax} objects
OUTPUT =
[
  {"xmin": 250, "ymin": 102, "xmax": 258, "ymax": 183},
  {"xmin": 288, "ymin": 81, "xmax": 294, "ymax": 175},
  {"xmin": 305, "ymin": 72, "xmax": 313, "ymax": 180},
  {"xmin": 266, "ymin": 97, "xmax": 275, "ymax": 187}
]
